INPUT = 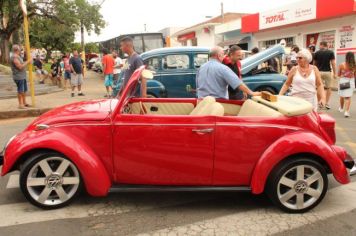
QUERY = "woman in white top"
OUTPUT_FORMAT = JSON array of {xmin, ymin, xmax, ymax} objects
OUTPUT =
[{"xmin": 279, "ymin": 49, "xmax": 326, "ymax": 111}]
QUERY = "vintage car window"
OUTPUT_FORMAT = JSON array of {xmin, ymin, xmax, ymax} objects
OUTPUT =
[
  {"xmin": 194, "ymin": 54, "xmax": 209, "ymax": 68},
  {"xmin": 144, "ymin": 57, "xmax": 160, "ymax": 71},
  {"xmin": 162, "ymin": 54, "xmax": 190, "ymax": 70}
]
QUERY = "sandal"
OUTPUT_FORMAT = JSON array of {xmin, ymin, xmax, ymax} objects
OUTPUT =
[{"xmin": 24, "ymin": 104, "xmax": 31, "ymax": 107}]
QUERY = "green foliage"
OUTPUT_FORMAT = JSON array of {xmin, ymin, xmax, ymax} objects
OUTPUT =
[
  {"xmin": 0, "ymin": 0, "xmax": 105, "ymax": 63},
  {"xmin": 85, "ymin": 42, "xmax": 99, "ymax": 53},
  {"xmin": 30, "ymin": 17, "xmax": 75, "ymax": 54}
]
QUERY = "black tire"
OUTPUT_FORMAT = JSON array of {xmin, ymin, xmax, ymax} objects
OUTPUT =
[
  {"xmin": 266, "ymin": 158, "xmax": 328, "ymax": 213},
  {"xmin": 20, "ymin": 152, "xmax": 82, "ymax": 210},
  {"xmin": 257, "ymin": 86, "xmax": 277, "ymax": 95}
]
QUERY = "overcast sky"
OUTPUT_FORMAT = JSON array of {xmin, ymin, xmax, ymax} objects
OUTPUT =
[{"xmin": 78, "ymin": 0, "xmax": 301, "ymax": 43}]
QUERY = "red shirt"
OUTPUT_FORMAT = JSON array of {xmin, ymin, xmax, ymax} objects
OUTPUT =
[
  {"xmin": 222, "ymin": 56, "xmax": 242, "ymax": 79},
  {"xmin": 102, "ymin": 54, "xmax": 115, "ymax": 75}
]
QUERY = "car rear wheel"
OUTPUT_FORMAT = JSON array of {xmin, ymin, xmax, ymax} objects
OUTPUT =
[
  {"xmin": 20, "ymin": 152, "xmax": 81, "ymax": 209},
  {"xmin": 266, "ymin": 158, "xmax": 328, "ymax": 213}
]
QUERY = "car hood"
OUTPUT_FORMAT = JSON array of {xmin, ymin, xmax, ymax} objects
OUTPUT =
[
  {"xmin": 241, "ymin": 45, "xmax": 285, "ymax": 75},
  {"xmin": 29, "ymin": 99, "xmax": 117, "ymax": 126}
]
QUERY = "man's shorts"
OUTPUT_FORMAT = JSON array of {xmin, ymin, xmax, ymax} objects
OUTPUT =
[
  {"xmin": 71, "ymin": 73, "xmax": 83, "ymax": 86},
  {"xmin": 14, "ymin": 79, "xmax": 28, "ymax": 93},
  {"xmin": 320, "ymin": 71, "xmax": 332, "ymax": 89},
  {"xmin": 36, "ymin": 69, "xmax": 48, "ymax": 75},
  {"xmin": 104, "ymin": 74, "xmax": 114, "ymax": 87},
  {"xmin": 64, "ymin": 71, "xmax": 71, "ymax": 80}
]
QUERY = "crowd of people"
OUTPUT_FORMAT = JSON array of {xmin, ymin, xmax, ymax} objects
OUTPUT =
[{"xmin": 279, "ymin": 41, "xmax": 355, "ymax": 117}]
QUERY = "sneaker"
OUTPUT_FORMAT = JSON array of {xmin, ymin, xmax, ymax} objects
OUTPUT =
[
  {"xmin": 344, "ymin": 111, "xmax": 350, "ymax": 118},
  {"xmin": 338, "ymin": 107, "xmax": 344, "ymax": 113},
  {"xmin": 71, "ymin": 93, "xmax": 75, "ymax": 97},
  {"xmin": 78, "ymin": 93, "xmax": 85, "ymax": 96},
  {"xmin": 325, "ymin": 104, "xmax": 331, "ymax": 110}
]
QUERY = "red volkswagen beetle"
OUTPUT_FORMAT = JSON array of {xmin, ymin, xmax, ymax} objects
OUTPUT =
[{"xmin": 0, "ymin": 67, "xmax": 354, "ymax": 213}]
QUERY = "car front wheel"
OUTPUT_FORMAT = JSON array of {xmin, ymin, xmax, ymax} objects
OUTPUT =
[
  {"xmin": 20, "ymin": 152, "xmax": 81, "ymax": 209},
  {"xmin": 266, "ymin": 158, "xmax": 328, "ymax": 213}
]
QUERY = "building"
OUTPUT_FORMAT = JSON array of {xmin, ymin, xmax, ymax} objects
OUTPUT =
[
  {"xmin": 214, "ymin": 16, "xmax": 251, "ymax": 50},
  {"xmin": 158, "ymin": 27, "xmax": 185, "ymax": 47},
  {"xmin": 172, "ymin": 13, "xmax": 245, "ymax": 47},
  {"xmin": 241, "ymin": 0, "xmax": 356, "ymax": 64}
]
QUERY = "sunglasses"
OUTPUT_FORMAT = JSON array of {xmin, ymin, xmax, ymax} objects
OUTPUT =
[{"xmin": 296, "ymin": 57, "xmax": 303, "ymax": 60}]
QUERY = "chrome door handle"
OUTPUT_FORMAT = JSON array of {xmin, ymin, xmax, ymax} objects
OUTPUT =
[{"xmin": 192, "ymin": 128, "xmax": 214, "ymax": 134}]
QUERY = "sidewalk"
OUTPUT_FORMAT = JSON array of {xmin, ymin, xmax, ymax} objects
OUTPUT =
[{"xmin": 0, "ymin": 71, "xmax": 105, "ymax": 119}]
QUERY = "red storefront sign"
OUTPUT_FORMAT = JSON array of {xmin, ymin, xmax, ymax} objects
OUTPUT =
[
  {"xmin": 177, "ymin": 32, "xmax": 196, "ymax": 42},
  {"xmin": 241, "ymin": 0, "xmax": 356, "ymax": 33}
]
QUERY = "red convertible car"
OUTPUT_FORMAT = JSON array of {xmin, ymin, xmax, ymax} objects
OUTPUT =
[{"xmin": 0, "ymin": 67, "xmax": 354, "ymax": 213}]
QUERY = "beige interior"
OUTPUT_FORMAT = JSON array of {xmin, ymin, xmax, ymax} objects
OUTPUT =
[
  {"xmin": 252, "ymin": 95, "xmax": 313, "ymax": 116},
  {"xmin": 128, "ymin": 96, "xmax": 310, "ymax": 118},
  {"xmin": 130, "ymin": 102, "xmax": 194, "ymax": 115},
  {"xmin": 190, "ymin": 96, "xmax": 224, "ymax": 116},
  {"xmin": 238, "ymin": 99, "xmax": 282, "ymax": 117}
]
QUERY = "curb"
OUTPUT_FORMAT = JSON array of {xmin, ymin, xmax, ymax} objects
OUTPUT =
[{"xmin": 0, "ymin": 108, "xmax": 52, "ymax": 120}]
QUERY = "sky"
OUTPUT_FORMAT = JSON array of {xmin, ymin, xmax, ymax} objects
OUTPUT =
[{"xmin": 78, "ymin": 0, "xmax": 302, "ymax": 43}]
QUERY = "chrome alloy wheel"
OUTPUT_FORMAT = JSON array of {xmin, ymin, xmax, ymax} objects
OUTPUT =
[
  {"xmin": 277, "ymin": 165, "xmax": 324, "ymax": 210},
  {"xmin": 26, "ymin": 157, "xmax": 80, "ymax": 206}
]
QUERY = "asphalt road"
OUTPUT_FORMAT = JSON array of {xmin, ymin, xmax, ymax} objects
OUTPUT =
[{"xmin": 0, "ymin": 91, "xmax": 355, "ymax": 236}]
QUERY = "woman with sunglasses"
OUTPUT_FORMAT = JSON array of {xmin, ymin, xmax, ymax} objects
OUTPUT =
[
  {"xmin": 337, "ymin": 52, "xmax": 355, "ymax": 117},
  {"xmin": 279, "ymin": 48, "xmax": 326, "ymax": 111}
]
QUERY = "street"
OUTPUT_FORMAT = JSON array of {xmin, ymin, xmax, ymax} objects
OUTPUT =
[{"xmin": 0, "ymin": 91, "xmax": 355, "ymax": 236}]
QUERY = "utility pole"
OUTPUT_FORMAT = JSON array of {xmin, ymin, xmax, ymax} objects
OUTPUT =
[
  {"xmin": 221, "ymin": 2, "xmax": 224, "ymax": 23},
  {"xmin": 144, "ymin": 24, "xmax": 147, "ymax": 32},
  {"xmin": 19, "ymin": 0, "xmax": 35, "ymax": 106}
]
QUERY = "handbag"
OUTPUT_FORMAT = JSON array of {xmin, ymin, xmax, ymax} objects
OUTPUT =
[{"xmin": 339, "ymin": 81, "xmax": 351, "ymax": 90}]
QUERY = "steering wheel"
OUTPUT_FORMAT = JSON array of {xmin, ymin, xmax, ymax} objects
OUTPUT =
[{"xmin": 139, "ymin": 101, "xmax": 147, "ymax": 115}]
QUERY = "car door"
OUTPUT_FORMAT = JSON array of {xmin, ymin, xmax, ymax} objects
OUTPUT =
[
  {"xmin": 160, "ymin": 53, "xmax": 195, "ymax": 98},
  {"xmin": 113, "ymin": 114, "xmax": 215, "ymax": 185}
]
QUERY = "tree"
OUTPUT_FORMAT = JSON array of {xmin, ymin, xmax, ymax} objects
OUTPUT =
[
  {"xmin": 85, "ymin": 42, "xmax": 99, "ymax": 53},
  {"xmin": 30, "ymin": 17, "xmax": 75, "ymax": 58},
  {"xmin": 0, "ymin": 0, "xmax": 104, "ymax": 64}
]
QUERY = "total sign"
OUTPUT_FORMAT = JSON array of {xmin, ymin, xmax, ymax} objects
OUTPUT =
[{"xmin": 259, "ymin": 0, "xmax": 317, "ymax": 30}]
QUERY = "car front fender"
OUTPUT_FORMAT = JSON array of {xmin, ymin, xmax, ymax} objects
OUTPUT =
[
  {"xmin": 250, "ymin": 131, "xmax": 350, "ymax": 194},
  {"xmin": 1, "ymin": 129, "xmax": 111, "ymax": 197},
  {"xmin": 147, "ymin": 79, "xmax": 167, "ymax": 98}
]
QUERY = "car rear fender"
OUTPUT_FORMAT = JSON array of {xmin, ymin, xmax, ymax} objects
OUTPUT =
[
  {"xmin": 1, "ymin": 129, "xmax": 111, "ymax": 197},
  {"xmin": 250, "ymin": 131, "xmax": 350, "ymax": 194}
]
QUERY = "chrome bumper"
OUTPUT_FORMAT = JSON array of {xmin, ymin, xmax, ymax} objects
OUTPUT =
[
  {"xmin": 0, "ymin": 151, "xmax": 3, "ymax": 166},
  {"xmin": 344, "ymin": 153, "xmax": 356, "ymax": 176}
]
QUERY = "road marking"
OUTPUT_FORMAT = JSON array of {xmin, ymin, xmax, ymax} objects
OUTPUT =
[
  {"xmin": 6, "ymin": 174, "xmax": 19, "ymax": 189},
  {"xmin": 141, "ymin": 181, "xmax": 356, "ymax": 236}
]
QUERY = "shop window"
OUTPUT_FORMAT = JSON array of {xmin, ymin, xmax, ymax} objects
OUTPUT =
[{"xmin": 259, "ymin": 37, "xmax": 295, "ymax": 49}]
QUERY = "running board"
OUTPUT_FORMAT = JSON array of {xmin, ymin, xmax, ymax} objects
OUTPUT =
[{"xmin": 109, "ymin": 185, "xmax": 251, "ymax": 193}]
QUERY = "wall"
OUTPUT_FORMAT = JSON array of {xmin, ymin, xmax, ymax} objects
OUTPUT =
[{"xmin": 195, "ymin": 27, "xmax": 223, "ymax": 47}]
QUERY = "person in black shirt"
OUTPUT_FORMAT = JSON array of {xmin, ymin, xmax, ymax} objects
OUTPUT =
[
  {"xmin": 314, "ymin": 41, "xmax": 336, "ymax": 109},
  {"xmin": 50, "ymin": 58, "xmax": 62, "ymax": 86},
  {"xmin": 34, "ymin": 55, "xmax": 49, "ymax": 83}
]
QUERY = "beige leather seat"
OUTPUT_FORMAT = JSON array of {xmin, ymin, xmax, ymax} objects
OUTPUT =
[
  {"xmin": 190, "ymin": 96, "xmax": 224, "ymax": 116},
  {"xmin": 238, "ymin": 99, "xmax": 282, "ymax": 117}
]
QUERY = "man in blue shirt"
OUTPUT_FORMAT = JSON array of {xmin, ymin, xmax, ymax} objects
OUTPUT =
[{"xmin": 196, "ymin": 46, "xmax": 260, "ymax": 99}]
